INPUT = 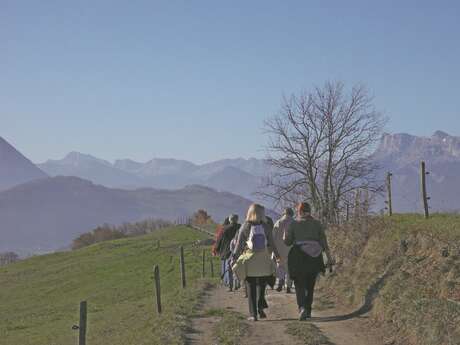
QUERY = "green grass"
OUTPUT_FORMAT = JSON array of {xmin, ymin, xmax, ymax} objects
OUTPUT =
[
  {"xmin": 286, "ymin": 322, "xmax": 334, "ymax": 345},
  {"xmin": 384, "ymin": 213, "xmax": 460, "ymax": 242},
  {"xmin": 197, "ymin": 222, "xmax": 219, "ymax": 235},
  {"xmin": 322, "ymin": 213, "xmax": 460, "ymax": 345},
  {"xmin": 0, "ymin": 226, "xmax": 220, "ymax": 345},
  {"xmin": 202, "ymin": 308, "xmax": 249, "ymax": 345}
]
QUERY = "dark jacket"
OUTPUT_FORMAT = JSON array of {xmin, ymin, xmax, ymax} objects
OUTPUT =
[
  {"xmin": 285, "ymin": 216, "xmax": 327, "ymax": 278},
  {"xmin": 287, "ymin": 245, "xmax": 325, "ymax": 278},
  {"xmin": 284, "ymin": 216, "xmax": 329, "ymax": 250},
  {"xmin": 215, "ymin": 223, "xmax": 240, "ymax": 260},
  {"xmin": 212, "ymin": 225, "xmax": 224, "ymax": 256}
]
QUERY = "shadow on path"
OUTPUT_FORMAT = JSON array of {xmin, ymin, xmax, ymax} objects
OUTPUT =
[
  {"xmin": 312, "ymin": 267, "xmax": 394, "ymax": 323},
  {"xmin": 265, "ymin": 265, "xmax": 395, "ymax": 324}
]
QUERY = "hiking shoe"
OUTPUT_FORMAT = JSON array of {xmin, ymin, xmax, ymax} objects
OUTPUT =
[
  {"xmin": 276, "ymin": 279, "xmax": 285, "ymax": 292},
  {"xmin": 299, "ymin": 308, "xmax": 308, "ymax": 321},
  {"xmin": 259, "ymin": 310, "xmax": 267, "ymax": 319},
  {"xmin": 286, "ymin": 287, "xmax": 291, "ymax": 294},
  {"xmin": 247, "ymin": 316, "xmax": 258, "ymax": 322}
]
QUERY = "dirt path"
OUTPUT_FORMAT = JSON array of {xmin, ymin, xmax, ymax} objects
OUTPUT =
[{"xmin": 186, "ymin": 283, "xmax": 384, "ymax": 345}]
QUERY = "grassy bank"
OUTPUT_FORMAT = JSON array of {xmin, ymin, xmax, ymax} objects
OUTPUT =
[
  {"xmin": 0, "ymin": 226, "xmax": 219, "ymax": 345},
  {"xmin": 321, "ymin": 213, "xmax": 460, "ymax": 345}
]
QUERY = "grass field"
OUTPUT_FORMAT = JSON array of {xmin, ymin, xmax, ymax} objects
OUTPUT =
[{"xmin": 0, "ymin": 226, "xmax": 220, "ymax": 345}]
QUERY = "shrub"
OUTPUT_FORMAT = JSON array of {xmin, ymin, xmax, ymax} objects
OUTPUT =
[{"xmin": 72, "ymin": 219, "xmax": 172, "ymax": 250}]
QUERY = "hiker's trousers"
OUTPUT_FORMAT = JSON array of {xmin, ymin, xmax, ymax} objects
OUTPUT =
[
  {"xmin": 276, "ymin": 263, "xmax": 293, "ymax": 288},
  {"xmin": 293, "ymin": 272, "xmax": 318, "ymax": 311},
  {"xmin": 246, "ymin": 277, "xmax": 268, "ymax": 317},
  {"xmin": 221, "ymin": 259, "xmax": 231, "ymax": 287},
  {"xmin": 226, "ymin": 258, "xmax": 234, "ymax": 290}
]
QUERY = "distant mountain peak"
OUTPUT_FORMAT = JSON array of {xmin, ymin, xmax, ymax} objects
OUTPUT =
[
  {"xmin": 61, "ymin": 151, "xmax": 112, "ymax": 166},
  {"xmin": 375, "ymin": 130, "xmax": 460, "ymax": 163},
  {"xmin": 0, "ymin": 136, "xmax": 48, "ymax": 191}
]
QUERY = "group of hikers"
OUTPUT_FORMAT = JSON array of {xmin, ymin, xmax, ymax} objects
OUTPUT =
[{"xmin": 212, "ymin": 202, "xmax": 334, "ymax": 321}]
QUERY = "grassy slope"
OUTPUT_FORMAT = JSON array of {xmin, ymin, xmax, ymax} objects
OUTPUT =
[
  {"xmin": 321, "ymin": 214, "xmax": 460, "ymax": 345},
  {"xmin": 0, "ymin": 226, "xmax": 219, "ymax": 345}
]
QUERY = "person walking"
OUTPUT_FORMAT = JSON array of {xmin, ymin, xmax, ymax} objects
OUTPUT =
[
  {"xmin": 216, "ymin": 214, "xmax": 240, "ymax": 291},
  {"xmin": 213, "ymin": 217, "xmax": 230, "ymax": 285},
  {"xmin": 272, "ymin": 208, "xmax": 294, "ymax": 293},
  {"xmin": 284, "ymin": 202, "xmax": 334, "ymax": 320},
  {"xmin": 232, "ymin": 204, "xmax": 279, "ymax": 321},
  {"xmin": 229, "ymin": 234, "xmax": 241, "ymax": 290}
]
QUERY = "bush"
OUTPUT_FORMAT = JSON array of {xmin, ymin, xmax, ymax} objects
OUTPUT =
[
  {"xmin": 192, "ymin": 209, "xmax": 214, "ymax": 225},
  {"xmin": 72, "ymin": 219, "xmax": 172, "ymax": 250}
]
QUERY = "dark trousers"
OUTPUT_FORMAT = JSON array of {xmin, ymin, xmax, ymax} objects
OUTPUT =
[
  {"xmin": 226, "ymin": 259, "xmax": 234, "ymax": 290},
  {"xmin": 221, "ymin": 259, "xmax": 228, "ymax": 285},
  {"xmin": 221, "ymin": 258, "xmax": 233, "ymax": 288},
  {"xmin": 246, "ymin": 277, "xmax": 268, "ymax": 317},
  {"xmin": 293, "ymin": 272, "xmax": 318, "ymax": 311}
]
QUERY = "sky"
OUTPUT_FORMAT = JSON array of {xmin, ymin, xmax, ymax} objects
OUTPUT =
[{"xmin": 1, "ymin": 0, "xmax": 460, "ymax": 164}]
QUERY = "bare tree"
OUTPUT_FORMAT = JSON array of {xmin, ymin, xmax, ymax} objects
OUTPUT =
[{"xmin": 261, "ymin": 81, "xmax": 386, "ymax": 224}]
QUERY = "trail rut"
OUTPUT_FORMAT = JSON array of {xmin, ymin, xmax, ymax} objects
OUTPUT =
[{"xmin": 186, "ymin": 283, "xmax": 384, "ymax": 345}]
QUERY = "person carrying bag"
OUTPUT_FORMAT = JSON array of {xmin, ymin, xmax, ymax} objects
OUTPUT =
[
  {"xmin": 284, "ymin": 202, "xmax": 334, "ymax": 320},
  {"xmin": 232, "ymin": 203, "xmax": 279, "ymax": 321}
]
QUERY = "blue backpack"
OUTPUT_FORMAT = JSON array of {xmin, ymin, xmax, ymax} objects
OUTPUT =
[{"xmin": 247, "ymin": 224, "xmax": 267, "ymax": 251}]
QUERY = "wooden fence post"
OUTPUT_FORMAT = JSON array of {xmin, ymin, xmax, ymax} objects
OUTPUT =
[
  {"xmin": 153, "ymin": 265, "xmax": 162, "ymax": 314},
  {"xmin": 354, "ymin": 188, "xmax": 361, "ymax": 219},
  {"xmin": 386, "ymin": 172, "xmax": 393, "ymax": 216},
  {"xmin": 202, "ymin": 250, "xmax": 206, "ymax": 278},
  {"xmin": 179, "ymin": 246, "xmax": 186, "ymax": 288},
  {"xmin": 79, "ymin": 301, "xmax": 87, "ymax": 345},
  {"xmin": 420, "ymin": 161, "xmax": 430, "ymax": 218},
  {"xmin": 210, "ymin": 257, "xmax": 214, "ymax": 278}
]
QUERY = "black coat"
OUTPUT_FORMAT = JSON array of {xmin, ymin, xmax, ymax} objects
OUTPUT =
[
  {"xmin": 287, "ymin": 245, "xmax": 325, "ymax": 279},
  {"xmin": 215, "ymin": 223, "xmax": 240, "ymax": 260}
]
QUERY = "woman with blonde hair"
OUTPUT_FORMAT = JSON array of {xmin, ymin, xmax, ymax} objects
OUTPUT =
[{"xmin": 232, "ymin": 204, "xmax": 279, "ymax": 321}]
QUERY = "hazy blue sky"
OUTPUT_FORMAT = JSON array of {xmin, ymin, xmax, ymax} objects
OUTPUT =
[{"xmin": 2, "ymin": 1, "xmax": 459, "ymax": 163}]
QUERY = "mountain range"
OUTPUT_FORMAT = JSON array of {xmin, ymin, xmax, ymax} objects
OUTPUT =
[
  {"xmin": 38, "ymin": 154, "xmax": 268, "ymax": 200},
  {"xmin": 37, "ymin": 131, "xmax": 460, "ymax": 214},
  {"xmin": 1, "ymin": 131, "xmax": 459, "ymax": 253},
  {"xmin": 0, "ymin": 137, "xmax": 271, "ymax": 254},
  {"xmin": 372, "ymin": 131, "xmax": 460, "ymax": 212},
  {"xmin": 0, "ymin": 176, "xmax": 261, "ymax": 254}
]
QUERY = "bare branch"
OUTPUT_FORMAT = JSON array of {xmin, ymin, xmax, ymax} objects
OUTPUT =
[{"xmin": 260, "ymin": 81, "xmax": 386, "ymax": 224}]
